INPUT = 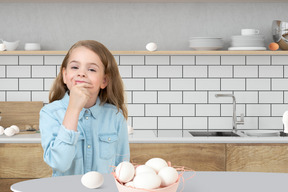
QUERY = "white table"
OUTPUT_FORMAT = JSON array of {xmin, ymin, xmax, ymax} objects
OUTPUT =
[{"xmin": 11, "ymin": 171, "xmax": 288, "ymax": 192}]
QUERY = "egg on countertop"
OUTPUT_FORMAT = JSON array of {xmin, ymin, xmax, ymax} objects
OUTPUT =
[
  {"xmin": 4, "ymin": 127, "xmax": 16, "ymax": 136},
  {"xmin": 0, "ymin": 126, "xmax": 4, "ymax": 135},
  {"xmin": 145, "ymin": 157, "xmax": 168, "ymax": 173},
  {"xmin": 158, "ymin": 166, "xmax": 178, "ymax": 187},
  {"xmin": 81, "ymin": 171, "xmax": 104, "ymax": 189},
  {"xmin": 10, "ymin": 125, "xmax": 20, "ymax": 134},
  {"xmin": 116, "ymin": 161, "xmax": 135, "ymax": 183},
  {"xmin": 133, "ymin": 173, "xmax": 161, "ymax": 190}
]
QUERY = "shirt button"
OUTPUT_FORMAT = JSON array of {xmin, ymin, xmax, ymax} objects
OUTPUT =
[
  {"xmin": 87, "ymin": 145, "xmax": 91, "ymax": 149},
  {"xmin": 108, "ymin": 137, "xmax": 111, "ymax": 141},
  {"xmin": 85, "ymin": 117, "xmax": 89, "ymax": 120},
  {"xmin": 85, "ymin": 110, "xmax": 89, "ymax": 114}
]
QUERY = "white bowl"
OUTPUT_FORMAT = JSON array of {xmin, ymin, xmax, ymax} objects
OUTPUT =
[
  {"xmin": 3, "ymin": 40, "xmax": 19, "ymax": 51},
  {"xmin": 24, "ymin": 43, "xmax": 41, "ymax": 51}
]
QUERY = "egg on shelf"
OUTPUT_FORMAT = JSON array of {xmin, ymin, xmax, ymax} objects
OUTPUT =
[
  {"xmin": 146, "ymin": 42, "xmax": 157, "ymax": 52},
  {"xmin": 81, "ymin": 171, "xmax": 104, "ymax": 189}
]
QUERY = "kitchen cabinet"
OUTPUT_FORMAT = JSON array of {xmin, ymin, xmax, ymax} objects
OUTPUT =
[{"xmin": 1, "ymin": 143, "xmax": 288, "ymax": 192}]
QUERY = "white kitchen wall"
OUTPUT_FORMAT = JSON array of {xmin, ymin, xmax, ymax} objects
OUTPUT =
[
  {"xmin": 0, "ymin": 3, "xmax": 288, "ymax": 50},
  {"xmin": 0, "ymin": 54, "xmax": 287, "ymax": 133}
]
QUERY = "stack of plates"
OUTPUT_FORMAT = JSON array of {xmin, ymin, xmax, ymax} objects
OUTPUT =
[
  {"xmin": 228, "ymin": 35, "xmax": 266, "ymax": 51},
  {"xmin": 189, "ymin": 37, "xmax": 223, "ymax": 51}
]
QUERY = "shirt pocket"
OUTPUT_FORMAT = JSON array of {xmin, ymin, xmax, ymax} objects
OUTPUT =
[
  {"xmin": 75, "ymin": 134, "xmax": 85, "ymax": 159},
  {"xmin": 99, "ymin": 134, "xmax": 118, "ymax": 160}
]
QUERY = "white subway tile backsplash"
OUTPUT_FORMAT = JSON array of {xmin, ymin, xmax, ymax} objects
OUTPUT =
[
  {"xmin": 247, "ymin": 79, "xmax": 270, "ymax": 90},
  {"xmin": 158, "ymin": 66, "xmax": 182, "ymax": 77},
  {"xmin": 19, "ymin": 56, "xmax": 43, "ymax": 65},
  {"xmin": 239, "ymin": 117, "xmax": 258, "ymax": 129},
  {"xmin": 183, "ymin": 66, "xmax": 207, "ymax": 78},
  {"xmin": 7, "ymin": 91, "xmax": 31, "ymax": 101},
  {"xmin": 0, "ymin": 56, "xmax": 18, "ymax": 65},
  {"xmin": 125, "ymin": 91, "xmax": 132, "ymax": 104},
  {"xmin": 158, "ymin": 91, "xmax": 182, "ymax": 103},
  {"xmin": 44, "ymin": 78, "xmax": 55, "ymax": 91},
  {"xmin": 183, "ymin": 91, "xmax": 207, "ymax": 103},
  {"xmin": 146, "ymin": 104, "xmax": 169, "ymax": 116},
  {"xmin": 209, "ymin": 91, "xmax": 233, "ymax": 103},
  {"xmin": 196, "ymin": 104, "xmax": 220, "ymax": 116},
  {"xmin": 259, "ymin": 117, "xmax": 282, "ymax": 129},
  {"xmin": 0, "ymin": 66, "xmax": 5, "ymax": 77},
  {"xmin": 133, "ymin": 66, "xmax": 157, "ymax": 77},
  {"xmin": 133, "ymin": 91, "xmax": 157, "ymax": 103},
  {"xmin": 285, "ymin": 92, "xmax": 288, "ymax": 103},
  {"xmin": 0, "ymin": 79, "xmax": 18, "ymax": 90},
  {"xmin": 114, "ymin": 56, "xmax": 120, "ymax": 65},
  {"xmin": 221, "ymin": 56, "xmax": 245, "ymax": 65},
  {"xmin": 259, "ymin": 91, "xmax": 283, "ymax": 103},
  {"xmin": 32, "ymin": 66, "xmax": 56, "ymax": 78},
  {"xmin": 234, "ymin": 91, "xmax": 258, "ymax": 103},
  {"xmin": 196, "ymin": 79, "xmax": 220, "ymax": 90},
  {"xmin": 209, "ymin": 117, "xmax": 232, "ymax": 129},
  {"xmin": 118, "ymin": 66, "xmax": 132, "ymax": 78},
  {"xmin": 196, "ymin": 56, "xmax": 220, "ymax": 65},
  {"xmin": 247, "ymin": 56, "xmax": 270, "ymax": 65},
  {"xmin": 259, "ymin": 66, "xmax": 283, "ymax": 78},
  {"xmin": 120, "ymin": 56, "xmax": 144, "ymax": 65},
  {"xmin": 19, "ymin": 79, "xmax": 43, "ymax": 90},
  {"xmin": 183, "ymin": 117, "xmax": 207, "ymax": 129},
  {"xmin": 127, "ymin": 104, "xmax": 145, "ymax": 116},
  {"xmin": 32, "ymin": 91, "xmax": 49, "ymax": 103},
  {"xmin": 145, "ymin": 56, "xmax": 169, "ymax": 65},
  {"xmin": 133, "ymin": 117, "xmax": 157, "ymax": 129},
  {"xmin": 7, "ymin": 66, "xmax": 30, "ymax": 77},
  {"xmin": 158, "ymin": 117, "xmax": 182, "ymax": 129},
  {"xmin": 234, "ymin": 66, "xmax": 258, "ymax": 78},
  {"xmin": 272, "ymin": 56, "xmax": 288, "ymax": 65},
  {"xmin": 171, "ymin": 104, "xmax": 195, "ymax": 116},
  {"xmin": 220, "ymin": 104, "xmax": 245, "ymax": 117},
  {"xmin": 221, "ymin": 79, "xmax": 245, "ymax": 90},
  {"xmin": 171, "ymin": 56, "xmax": 195, "ymax": 65},
  {"xmin": 285, "ymin": 66, "xmax": 288, "ymax": 78},
  {"xmin": 44, "ymin": 55, "xmax": 65, "ymax": 65},
  {"xmin": 272, "ymin": 104, "xmax": 288, "ymax": 116},
  {"xmin": 209, "ymin": 66, "xmax": 232, "ymax": 78},
  {"xmin": 246, "ymin": 104, "xmax": 270, "ymax": 116},
  {"xmin": 272, "ymin": 79, "xmax": 288, "ymax": 90},
  {"xmin": 171, "ymin": 79, "xmax": 195, "ymax": 90},
  {"xmin": 0, "ymin": 91, "xmax": 5, "ymax": 101},
  {"xmin": 123, "ymin": 79, "xmax": 144, "ymax": 90},
  {"xmin": 145, "ymin": 79, "xmax": 169, "ymax": 90}
]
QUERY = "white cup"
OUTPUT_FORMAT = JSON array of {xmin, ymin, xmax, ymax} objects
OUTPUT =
[{"xmin": 241, "ymin": 29, "xmax": 260, "ymax": 36}]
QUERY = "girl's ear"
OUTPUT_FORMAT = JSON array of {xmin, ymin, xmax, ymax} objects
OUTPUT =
[
  {"xmin": 100, "ymin": 75, "xmax": 108, "ymax": 89},
  {"xmin": 62, "ymin": 68, "xmax": 67, "ymax": 84}
]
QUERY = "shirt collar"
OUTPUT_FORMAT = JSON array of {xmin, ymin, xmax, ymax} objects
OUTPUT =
[{"xmin": 61, "ymin": 92, "xmax": 101, "ymax": 120}]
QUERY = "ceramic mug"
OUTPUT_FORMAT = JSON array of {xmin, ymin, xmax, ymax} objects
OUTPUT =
[{"xmin": 241, "ymin": 29, "xmax": 260, "ymax": 35}]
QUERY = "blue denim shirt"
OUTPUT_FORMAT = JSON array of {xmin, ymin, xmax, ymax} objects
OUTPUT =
[{"xmin": 39, "ymin": 92, "xmax": 130, "ymax": 176}]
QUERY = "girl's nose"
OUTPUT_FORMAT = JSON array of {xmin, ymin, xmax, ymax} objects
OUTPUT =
[{"xmin": 77, "ymin": 69, "xmax": 86, "ymax": 77}]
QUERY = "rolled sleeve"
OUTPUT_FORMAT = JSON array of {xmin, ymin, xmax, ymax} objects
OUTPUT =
[{"xmin": 57, "ymin": 125, "xmax": 80, "ymax": 145}]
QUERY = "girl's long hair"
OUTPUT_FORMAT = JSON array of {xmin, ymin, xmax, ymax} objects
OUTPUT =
[{"xmin": 49, "ymin": 40, "xmax": 128, "ymax": 120}]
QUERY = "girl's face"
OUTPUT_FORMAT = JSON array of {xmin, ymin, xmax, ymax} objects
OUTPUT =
[{"xmin": 62, "ymin": 46, "xmax": 108, "ymax": 100}]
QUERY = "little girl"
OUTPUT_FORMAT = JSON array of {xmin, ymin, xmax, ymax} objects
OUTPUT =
[{"xmin": 39, "ymin": 40, "xmax": 130, "ymax": 176}]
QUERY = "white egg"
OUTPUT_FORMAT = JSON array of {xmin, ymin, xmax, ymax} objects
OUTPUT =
[
  {"xmin": 4, "ymin": 127, "xmax": 15, "ymax": 136},
  {"xmin": 145, "ymin": 158, "xmax": 168, "ymax": 173},
  {"xmin": 158, "ymin": 166, "xmax": 178, "ymax": 187},
  {"xmin": 135, "ymin": 165, "xmax": 156, "ymax": 175},
  {"xmin": 0, "ymin": 43, "xmax": 6, "ymax": 51},
  {"xmin": 10, "ymin": 125, "xmax": 20, "ymax": 134},
  {"xmin": 133, "ymin": 173, "xmax": 161, "ymax": 190},
  {"xmin": 116, "ymin": 161, "xmax": 135, "ymax": 183},
  {"xmin": 81, "ymin": 171, "xmax": 104, "ymax": 189},
  {"xmin": 125, "ymin": 181, "xmax": 135, "ymax": 188},
  {"xmin": 146, "ymin": 42, "xmax": 157, "ymax": 52},
  {"xmin": 0, "ymin": 126, "xmax": 4, "ymax": 135}
]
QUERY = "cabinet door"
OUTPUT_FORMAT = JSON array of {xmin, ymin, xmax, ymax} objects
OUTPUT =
[
  {"xmin": 130, "ymin": 143, "xmax": 225, "ymax": 171},
  {"xmin": 0, "ymin": 143, "xmax": 52, "ymax": 178},
  {"xmin": 226, "ymin": 144, "xmax": 288, "ymax": 173}
]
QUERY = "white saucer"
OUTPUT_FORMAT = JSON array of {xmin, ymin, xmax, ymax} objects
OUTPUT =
[{"xmin": 228, "ymin": 47, "xmax": 267, "ymax": 51}]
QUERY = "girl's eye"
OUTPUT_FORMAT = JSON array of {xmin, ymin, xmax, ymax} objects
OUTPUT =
[
  {"xmin": 89, "ymin": 68, "xmax": 96, "ymax": 72},
  {"xmin": 71, "ymin": 66, "xmax": 78, "ymax": 69}
]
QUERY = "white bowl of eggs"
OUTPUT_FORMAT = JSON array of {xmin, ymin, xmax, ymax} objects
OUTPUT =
[{"xmin": 114, "ymin": 158, "xmax": 180, "ymax": 192}]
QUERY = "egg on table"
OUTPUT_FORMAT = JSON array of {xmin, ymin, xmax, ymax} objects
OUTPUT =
[
  {"xmin": 115, "ymin": 161, "xmax": 135, "ymax": 183},
  {"xmin": 81, "ymin": 171, "xmax": 104, "ymax": 189},
  {"xmin": 145, "ymin": 157, "xmax": 168, "ymax": 173}
]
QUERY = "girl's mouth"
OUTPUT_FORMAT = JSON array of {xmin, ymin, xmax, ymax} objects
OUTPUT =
[{"xmin": 75, "ymin": 80, "xmax": 87, "ymax": 84}]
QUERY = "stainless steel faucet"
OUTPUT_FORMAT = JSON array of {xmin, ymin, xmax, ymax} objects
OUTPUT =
[{"xmin": 215, "ymin": 94, "xmax": 244, "ymax": 131}]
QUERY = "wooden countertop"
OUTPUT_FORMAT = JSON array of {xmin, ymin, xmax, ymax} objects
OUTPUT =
[{"xmin": 1, "ymin": 50, "xmax": 288, "ymax": 55}]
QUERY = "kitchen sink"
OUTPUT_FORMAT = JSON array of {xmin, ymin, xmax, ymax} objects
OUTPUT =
[{"xmin": 189, "ymin": 131, "xmax": 241, "ymax": 137}]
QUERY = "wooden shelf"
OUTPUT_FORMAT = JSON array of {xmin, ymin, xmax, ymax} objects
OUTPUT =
[
  {"xmin": 0, "ymin": 0, "xmax": 287, "ymax": 2},
  {"xmin": 0, "ymin": 50, "xmax": 288, "ymax": 55}
]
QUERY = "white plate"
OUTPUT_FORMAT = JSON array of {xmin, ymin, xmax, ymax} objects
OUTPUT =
[
  {"xmin": 190, "ymin": 46, "xmax": 223, "ymax": 51},
  {"xmin": 244, "ymin": 130, "xmax": 280, "ymax": 137},
  {"xmin": 228, "ymin": 47, "xmax": 266, "ymax": 51}
]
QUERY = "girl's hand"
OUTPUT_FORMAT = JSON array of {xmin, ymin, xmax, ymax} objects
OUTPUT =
[{"xmin": 68, "ymin": 81, "xmax": 93, "ymax": 112}]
